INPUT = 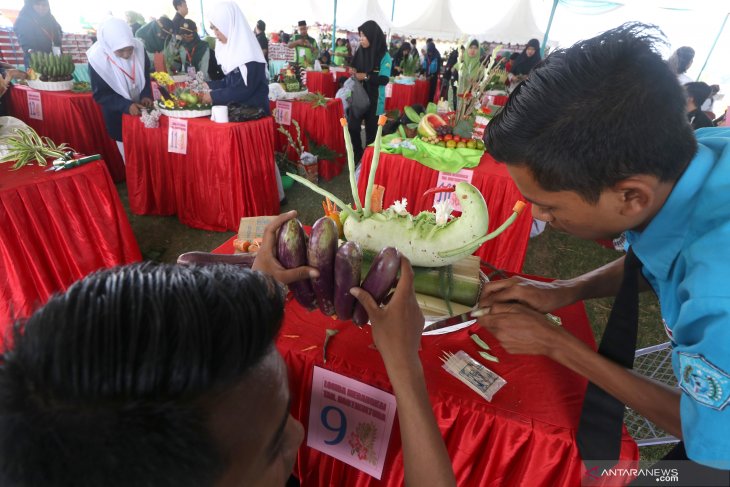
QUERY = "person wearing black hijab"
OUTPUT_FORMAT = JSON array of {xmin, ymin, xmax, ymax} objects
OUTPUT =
[
  {"xmin": 509, "ymin": 38, "xmax": 541, "ymax": 77},
  {"xmin": 423, "ymin": 41, "xmax": 441, "ymax": 103},
  {"xmin": 13, "ymin": 0, "xmax": 63, "ymax": 70},
  {"xmin": 349, "ymin": 20, "xmax": 392, "ymax": 161}
]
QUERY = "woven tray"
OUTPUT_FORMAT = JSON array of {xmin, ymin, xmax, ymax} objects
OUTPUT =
[
  {"xmin": 27, "ymin": 79, "xmax": 74, "ymax": 91},
  {"xmin": 158, "ymin": 107, "xmax": 212, "ymax": 118}
]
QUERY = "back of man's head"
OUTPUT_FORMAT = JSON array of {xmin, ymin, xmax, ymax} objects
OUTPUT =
[
  {"xmin": 0, "ymin": 263, "xmax": 285, "ymax": 486},
  {"xmin": 486, "ymin": 22, "xmax": 696, "ymax": 203}
]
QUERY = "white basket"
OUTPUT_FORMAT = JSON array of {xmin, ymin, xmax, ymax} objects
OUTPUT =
[
  {"xmin": 26, "ymin": 79, "xmax": 74, "ymax": 92},
  {"xmin": 158, "ymin": 107, "xmax": 212, "ymax": 118},
  {"xmin": 171, "ymin": 74, "xmax": 192, "ymax": 84}
]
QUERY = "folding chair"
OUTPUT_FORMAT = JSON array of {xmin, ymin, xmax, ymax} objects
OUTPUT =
[{"xmin": 624, "ymin": 342, "xmax": 680, "ymax": 446}]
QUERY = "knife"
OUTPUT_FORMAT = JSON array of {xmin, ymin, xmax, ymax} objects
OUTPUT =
[{"xmin": 422, "ymin": 307, "xmax": 491, "ymax": 333}]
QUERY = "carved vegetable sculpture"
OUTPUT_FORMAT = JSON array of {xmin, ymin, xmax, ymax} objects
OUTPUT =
[{"xmin": 286, "ymin": 116, "xmax": 524, "ymax": 268}]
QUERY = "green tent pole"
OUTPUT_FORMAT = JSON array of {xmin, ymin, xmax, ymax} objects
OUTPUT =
[
  {"xmin": 697, "ymin": 12, "xmax": 728, "ymax": 80},
  {"xmin": 391, "ymin": 0, "xmax": 396, "ymax": 21},
  {"xmin": 332, "ymin": 0, "xmax": 338, "ymax": 54},
  {"xmin": 542, "ymin": 0, "xmax": 559, "ymax": 57}
]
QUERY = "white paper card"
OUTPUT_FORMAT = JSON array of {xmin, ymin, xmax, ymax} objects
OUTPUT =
[
  {"xmin": 307, "ymin": 366, "xmax": 396, "ymax": 479},
  {"xmin": 27, "ymin": 91, "xmax": 43, "ymax": 120},
  {"xmin": 167, "ymin": 118, "xmax": 188, "ymax": 154},
  {"xmin": 275, "ymin": 100, "xmax": 292, "ymax": 126},
  {"xmin": 433, "ymin": 169, "xmax": 475, "ymax": 212}
]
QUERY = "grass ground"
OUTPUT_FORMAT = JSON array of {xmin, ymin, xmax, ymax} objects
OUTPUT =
[{"xmin": 117, "ymin": 167, "xmax": 675, "ymax": 463}]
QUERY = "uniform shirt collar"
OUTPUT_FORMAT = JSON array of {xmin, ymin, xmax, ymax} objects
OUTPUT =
[{"xmin": 626, "ymin": 145, "xmax": 715, "ymax": 280}]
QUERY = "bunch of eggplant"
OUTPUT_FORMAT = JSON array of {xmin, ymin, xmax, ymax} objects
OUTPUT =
[{"xmin": 278, "ymin": 217, "xmax": 401, "ymax": 325}]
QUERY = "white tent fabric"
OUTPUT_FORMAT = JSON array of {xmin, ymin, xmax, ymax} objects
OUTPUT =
[
  {"xmin": 391, "ymin": 0, "xmax": 463, "ymax": 40},
  {"xmin": 335, "ymin": 0, "xmax": 393, "ymax": 31},
  {"xmin": 471, "ymin": 0, "xmax": 544, "ymax": 44}
]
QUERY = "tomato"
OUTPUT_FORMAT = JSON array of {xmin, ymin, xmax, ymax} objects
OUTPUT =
[
  {"xmin": 444, "ymin": 134, "xmax": 453, "ymax": 141},
  {"xmin": 178, "ymin": 101, "xmax": 187, "ymax": 108}
]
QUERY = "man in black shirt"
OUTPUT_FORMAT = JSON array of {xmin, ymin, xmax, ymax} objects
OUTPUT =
[
  {"xmin": 255, "ymin": 20, "xmax": 269, "ymax": 63},
  {"xmin": 172, "ymin": 0, "xmax": 188, "ymax": 37},
  {"xmin": 685, "ymin": 81, "xmax": 714, "ymax": 130}
]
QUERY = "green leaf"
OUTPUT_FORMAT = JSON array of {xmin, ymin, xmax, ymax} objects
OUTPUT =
[
  {"xmin": 404, "ymin": 105, "xmax": 422, "ymax": 124},
  {"xmin": 426, "ymin": 102, "xmax": 438, "ymax": 114}
]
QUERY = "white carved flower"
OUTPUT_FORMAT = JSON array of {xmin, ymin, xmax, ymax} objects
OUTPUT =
[
  {"xmin": 433, "ymin": 198, "xmax": 453, "ymax": 225},
  {"xmin": 390, "ymin": 198, "xmax": 409, "ymax": 216}
]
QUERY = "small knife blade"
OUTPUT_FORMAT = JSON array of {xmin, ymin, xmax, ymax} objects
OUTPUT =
[{"xmin": 422, "ymin": 307, "xmax": 491, "ymax": 333}]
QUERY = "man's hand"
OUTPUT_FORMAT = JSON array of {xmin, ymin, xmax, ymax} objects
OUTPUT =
[
  {"xmin": 6, "ymin": 69, "xmax": 27, "ymax": 80},
  {"xmin": 479, "ymin": 276, "xmax": 579, "ymax": 313},
  {"xmin": 140, "ymin": 97, "xmax": 153, "ymax": 108},
  {"xmin": 355, "ymin": 72, "xmax": 367, "ymax": 81},
  {"xmin": 252, "ymin": 210, "xmax": 319, "ymax": 285},
  {"xmin": 201, "ymin": 92, "xmax": 213, "ymax": 105},
  {"xmin": 477, "ymin": 302, "xmax": 568, "ymax": 357},
  {"xmin": 351, "ymin": 256, "xmax": 424, "ymax": 370},
  {"xmin": 128, "ymin": 103, "xmax": 145, "ymax": 116}
]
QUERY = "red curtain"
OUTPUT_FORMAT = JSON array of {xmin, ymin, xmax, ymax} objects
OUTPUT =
[
  {"xmin": 271, "ymin": 99, "xmax": 347, "ymax": 181},
  {"xmin": 385, "ymin": 80, "xmax": 433, "ymax": 113},
  {"xmin": 306, "ymin": 71, "xmax": 337, "ymax": 98},
  {"xmin": 123, "ymin": 114, "xmax": 280, "ymax": 232},
  {"xmin": 8, "ymin": 85, "xmax": 127, "ymax": 183},
  {"xmin": 0, "ymin": 161, "xmax": 141, "ymax": 338},
  {"xmin": 357, "ymin": 149, "xmax": 532, "ymax": 273}
]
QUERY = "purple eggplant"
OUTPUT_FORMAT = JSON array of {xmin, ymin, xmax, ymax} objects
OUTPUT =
[
  {"xmin": 308, "ymin": 217, "xmax": 338, "ymax": 316},
  {"xmin": 277, "ymin": 219, "xmax": 316, "ymax": 309},
  {"xmin": 334, "ymin": 241, "xmax": 363, "ymax": 320},
  {"xmin": 352, "ymin": 247, "xmax": 401, "ymax": 326},
  {"xmin": 177, "ymin": 251, "xmax": 255, "ymax": 268}
]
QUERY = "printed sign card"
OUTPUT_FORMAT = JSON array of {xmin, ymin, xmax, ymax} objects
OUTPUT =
[
  {"xmin": 27, "ymin": 91, "xmax": 43, "ymax": 120},
  {"xmin": 275, "ymin": 100, "xmax": 292, "ymax": 126},
  {"xmin": 307, "ymin": 366, "xmax": 397, "ymax": 479},
  {"xmin": 167, "ymin": 118, "xmax": 188, "ymax": 154},
  {"xmin": 385, "ymin": 83, "xmax": 393, "ymax": 99},
  {"xmin": 237, "ymin": 216, "xmax": 276, "ymax": 242},
  {"xmin": 433, "ymin": 169, "xmax": 475, "ymax": 212}
]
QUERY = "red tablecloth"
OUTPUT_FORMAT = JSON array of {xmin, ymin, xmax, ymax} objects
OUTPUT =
[
  {"xmin": 492, "ymin": 95, "xmax": 508, "ymax": 106},
  {"xmin": 271, "ymin": 99, "xmax": 346, "ymax": 181},
  {"xmin": 306, "ymin": 71, "xmax": 337, "ymax": 98},
  {"xmin": 385, "ymin": 79, "xmax": 432, "ymax": 113},
  {"xmin": 211, "ymin": 237, "xmax": 639, "ymax": 486},
  {"xmin": 0, "ymin": 160, "xmax": 141, "ymax": 337},
  {"xmin": 8, "ymin": 85, "xmax": 127, "ymax": 183},
  {"xmin": 123, "ymin": 114, "xmax": 280, "ymax": 232},
  {"xmin": 357, "ymin": 148, "xmax": 532, "ymax": 273}
]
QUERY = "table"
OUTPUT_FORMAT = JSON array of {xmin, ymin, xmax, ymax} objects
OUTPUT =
[
  {"xmin": 385, "ymin": 79, "xmax": 432, "ymax": 113},
  {"xmin": 306, "ymin": 71, "xmax": 337, "ymax": 98},
  {"xmin": 271, "ymin": 99, "xmax": 346, "ymax": 181},
  {"xmin": 0, "ymin": 160, "xmax": 141, "ymax": 337},
  {"xmin": 211, "ymin": 237, "xmax": 639, "ymax": 486},
  {"xmin": 123, "ymin": 114, "xmax": 280, "ymax": 232},
  {"xmin": 357, "ymin": 148, "xmax": 532, "ymax": 273},
  {"xmin": 8, "ymin": 85, "xmax": 127, "ymax": 183}
]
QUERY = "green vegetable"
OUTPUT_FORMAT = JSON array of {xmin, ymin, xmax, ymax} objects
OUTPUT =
[
  {"xmin": 478, "ymin": 351, "xmax": 499, "ymax": 363},
  {"xmin": 471, "ymin": 333, "xmax": 491, "ymax": 351},
  {"xmin": 0, "ymin": 128, "xmax": 73, "ymax": 170}
]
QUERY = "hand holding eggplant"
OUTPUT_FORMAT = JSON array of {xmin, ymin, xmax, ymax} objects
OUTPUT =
[
  {"xmin": 351, "ymin": 256, "xmax": 425, "ymax": 370},
  {"xmin": 252, "ymin": 210, "xmax": 319, "ymax": 286}
]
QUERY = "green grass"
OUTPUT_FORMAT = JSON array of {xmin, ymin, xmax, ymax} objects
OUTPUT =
[{"xmin": 120, "ymin": 168, "xmax": 673, "ymax": 464}]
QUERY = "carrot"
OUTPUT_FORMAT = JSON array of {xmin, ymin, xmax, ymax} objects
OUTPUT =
[{"xmin": 370, "ymin": 184, "xmax": 385, "ymax": 213}]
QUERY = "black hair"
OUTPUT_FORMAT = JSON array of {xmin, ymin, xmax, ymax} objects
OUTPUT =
[
  {"xmin": 410, "ymin": 38, "xmax": 417, "ymax": 46},
  {"xmin": 685, "ymin": 81, "xmax": 711, "ymax": 108},
  {"xmin": 173, "ymin": 0, "xmax": 186, "ymax": 8},
  {"xmin": 0, "ymin": 263, "xmax": 285, "ymax": 487},
  {"xmin": 469, "ymin": 39, "xmax": 479, "ymax": 49},
  {"xmin": 486, "ymin": 22, "xmax": 696, "ymax": 203}
]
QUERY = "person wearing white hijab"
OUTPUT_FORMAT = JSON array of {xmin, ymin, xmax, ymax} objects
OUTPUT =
[
  {"xmin": 87, "ymin": 17, "xmax": 152, "ymax": 160},
  {"xmin": 201, "ymin": 1, "xmax": 269, "ymax": 114}
]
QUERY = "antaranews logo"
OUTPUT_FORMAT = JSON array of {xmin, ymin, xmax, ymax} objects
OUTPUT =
[{"xmin": 583, "ymin": 465, "xmax": 679, "ymax": 485}]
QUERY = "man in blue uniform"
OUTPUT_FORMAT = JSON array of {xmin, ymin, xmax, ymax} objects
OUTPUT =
[{"xmin": 478, "ymin": 22, "xmax": 730, "ymax": 475}]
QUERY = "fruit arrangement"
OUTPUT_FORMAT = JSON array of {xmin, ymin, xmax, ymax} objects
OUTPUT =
[
  {"xmin": 278, "ymin": 67, "xmax": 303, "ymax": 92},
  {"xmin": 28, "ymin": 52, "xmax": 75, "ymax": 82},
  {"xmin": 404, "ymin": 106, "xmax": 485, "ymax": 150},
  {"xmin": 157, "ymin": 88, "xmax": 211, "ymax": 110}
]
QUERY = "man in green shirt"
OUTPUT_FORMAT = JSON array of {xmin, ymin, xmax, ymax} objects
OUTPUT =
[{"xmin": 288, "ymin": 20, "xmax": 318, "ymax": 67}]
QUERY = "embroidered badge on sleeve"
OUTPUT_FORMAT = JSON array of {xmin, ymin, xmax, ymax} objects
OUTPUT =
[{"xmin": 678, "ymin": 352, "xmax": 730, "ymax": 410}]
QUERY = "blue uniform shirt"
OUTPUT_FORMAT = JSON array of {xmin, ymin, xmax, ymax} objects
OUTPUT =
[{"xmin": 626, "ymin": 127, "xmax": 730, "ymax": 469}]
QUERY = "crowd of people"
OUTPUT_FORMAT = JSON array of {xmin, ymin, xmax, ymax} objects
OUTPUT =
[{"xmin": 1, "ymin": 2, "xmax": 730, "ymax": 486}]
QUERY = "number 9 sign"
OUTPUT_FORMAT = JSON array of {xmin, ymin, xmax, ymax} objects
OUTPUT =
[{"xmin": 320, "ymin": 405, "xmax": 347, "ymax": 445}]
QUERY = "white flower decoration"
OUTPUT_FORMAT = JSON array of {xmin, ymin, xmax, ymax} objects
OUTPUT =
[
  {"xmin": 433, "ymin": 198, "xmax": 454, "ymax": 225},
  {"xmin": 390, "ymin": 198, "xmax": 409, "ymax": 216}
]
